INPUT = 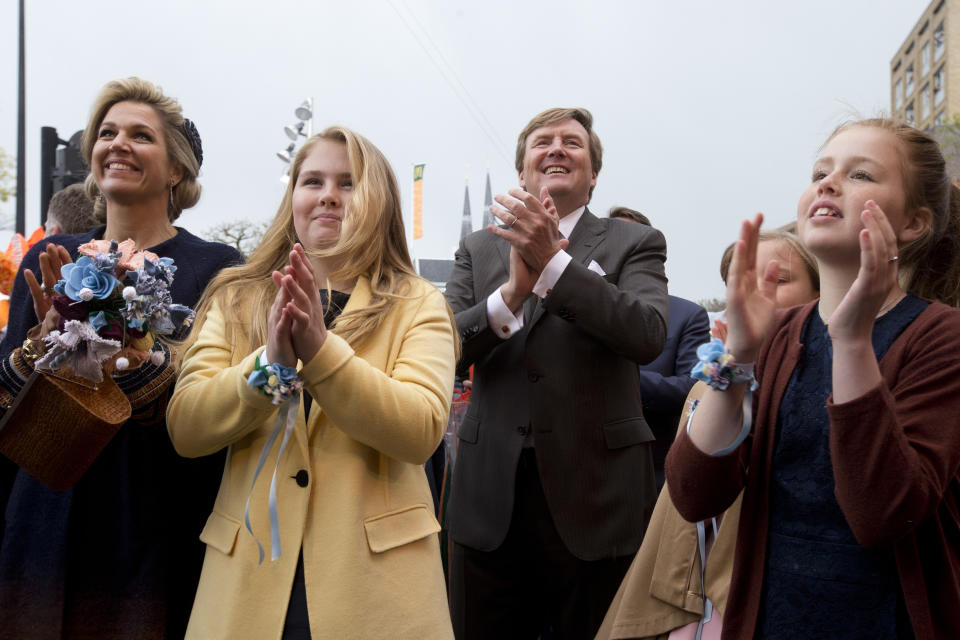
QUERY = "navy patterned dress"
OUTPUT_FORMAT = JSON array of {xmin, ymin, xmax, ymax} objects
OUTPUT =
[
  {"xmin": 0, "ymin": 227, "xmax": 242, "ymax": 639},
  {"xmin": 756, "ymin": 295, "xmax": 928, "ymax": 639}
]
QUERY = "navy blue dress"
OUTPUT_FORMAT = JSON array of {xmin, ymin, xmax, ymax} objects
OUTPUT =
[
  {"xmin": 756, "ymin": 295, "xmax": 928, "ymax": 639},
  {"xmin": 0, "ymin": 227, "xmax": 242, "ymax": 639}
]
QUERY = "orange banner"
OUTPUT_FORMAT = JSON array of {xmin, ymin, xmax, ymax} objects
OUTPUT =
[{"xmin": 413, "ymin": 164, "xmax": 425, "ymax": 240}]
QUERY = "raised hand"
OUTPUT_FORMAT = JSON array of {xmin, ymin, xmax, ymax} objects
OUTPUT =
[
  {"xmin": 488, "ymin": 186, "xmax": 566, "ymax": 272},
  {"xmin": 724, "ymin": 213, "xmax": 779, "ymax": 363},
  {"xmin": 267, "ymin": 271, "xmax": 297, "ymax": 367},
  {"xmin": 711, "ymin": 318, "xmax": 729, "ymax": 344},
  {"xmin": 24, "ymin": 243, "xmax": 72, "ymax": 322},
  {"xmin": 279, "ymin": 244, "xmax": 327, "ymax": 364},
  {"xmin": 492, "ymin": 186, "xmax": 569, "ymax": 313},
  {"xmin": 827, "ymin": 201, "xmax": 901, "ymax": 344}
]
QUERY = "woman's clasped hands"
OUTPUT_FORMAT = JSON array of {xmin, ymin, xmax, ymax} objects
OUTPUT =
[{"xmin": 267, "ymin": 243, "xmax": 327, "ymax": 368}]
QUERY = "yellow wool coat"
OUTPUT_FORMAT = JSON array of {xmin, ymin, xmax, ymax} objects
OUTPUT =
[{"xmin": 167, "ymin": 277, "xmax": 456, "ymax": 640}]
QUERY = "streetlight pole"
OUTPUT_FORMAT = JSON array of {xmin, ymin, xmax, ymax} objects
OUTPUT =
[
  {"xmin": 278, "ymin": 98, "xmax": 313, "ymax": 183},
  {"xmin": 16, "ymin": 0, "xmax": 26, "ymax": 234}
]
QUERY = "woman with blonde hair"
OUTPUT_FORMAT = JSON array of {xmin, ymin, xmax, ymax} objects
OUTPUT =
[
  {"xmin": 0, "ymin": 77, "xmax": 241, "ymax": 638},
  {"xmin": 167, "ymin": 126, "xmax": 457, "ymax": 639}
]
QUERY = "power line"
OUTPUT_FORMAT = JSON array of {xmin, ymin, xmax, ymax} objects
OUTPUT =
[
  {"xmin": 386, "ymin": 0, "xmax": 513, "ymax": 165},
  {"xmin": 399, "ymin": 0, "xmax": 511, "ymax": 159}
]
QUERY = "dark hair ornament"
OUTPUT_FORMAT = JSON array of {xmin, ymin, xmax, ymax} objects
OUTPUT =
[{"xmin": 181, "ymin": 119, "xmax": 203, "ymax": 168}]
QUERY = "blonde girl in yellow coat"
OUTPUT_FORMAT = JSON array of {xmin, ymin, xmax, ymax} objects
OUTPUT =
[{"xmin": 167, "ymin": 127, "xmax": 457, "ymax": 639}]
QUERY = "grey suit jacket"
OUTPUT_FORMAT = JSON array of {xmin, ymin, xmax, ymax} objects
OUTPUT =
[{"xmin": 444, "ymin": 210, "xmax": 669, "ymax": 561}]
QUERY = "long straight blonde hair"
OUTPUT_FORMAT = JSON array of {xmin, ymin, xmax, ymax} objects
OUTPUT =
[{"xmin": 187, "ymin": 126, "xmax": 438, "ymax": 358}]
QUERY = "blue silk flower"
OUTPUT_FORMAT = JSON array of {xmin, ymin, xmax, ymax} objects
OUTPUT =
[{"xmin": 56, "ymin": 256, "xmax": 120, "ymax": 300}]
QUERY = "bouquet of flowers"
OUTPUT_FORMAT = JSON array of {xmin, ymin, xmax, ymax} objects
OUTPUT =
[{"xmin": 33, "ymin": 239, "xmax": 194, "ymax": 383}]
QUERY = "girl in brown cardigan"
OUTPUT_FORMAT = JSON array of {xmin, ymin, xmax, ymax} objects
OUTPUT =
[
  {"xmin": 666, "ymin": 119, "xmax": 960, "ymax": 639},
  {"xmin": 597, "ymin": 232, "xmax": 819, "ymax": 640}
]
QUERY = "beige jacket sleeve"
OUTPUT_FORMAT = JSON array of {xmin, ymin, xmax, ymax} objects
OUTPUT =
[
  {"xmin": 166, "ymin": 300, "xmax": 276, "ymax": 457},
  {"xmin": 167, "ymin": 287, "xmax": 456, "ymax": 464},
  {"xmin": 298, "ymin": 289, "xmax": 455, "ymax": 463}
]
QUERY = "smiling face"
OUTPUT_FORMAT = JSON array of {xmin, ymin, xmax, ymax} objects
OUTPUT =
[
  {"xmin": 292, "ymin": 139, "xmax": 353, "ymax": 251},
  {"xmin": 91, "ymin": 101, "xmax": 181, "ymax": 207},
  {"xmin": 519, "ymin": 118, "xmax": 597, "ymax": 215},
  {"xmin": 796, "ymin": 126, "xmax": 918, "ymax": 264}
]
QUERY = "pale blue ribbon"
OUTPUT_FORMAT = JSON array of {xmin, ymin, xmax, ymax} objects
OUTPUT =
[
  {"xmin": 695, "ymin": 517, "xmax": 720, "ymax": 640},
  {"xmin": 243, "ymin": 396, "xmax": 299, "ymax": 565},
  {"xmin": 684, "ymin": 392, "xmax": 747, "ymax": 639}
]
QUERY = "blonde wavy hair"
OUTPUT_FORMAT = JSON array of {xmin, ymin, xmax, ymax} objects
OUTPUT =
[
  {"xmin": 187, "ymin": 126, "xmax": 454, "ymax": 358},
  {"xmin": 81, "ymin": 77, "xmax": 201, "ymax": 222}
]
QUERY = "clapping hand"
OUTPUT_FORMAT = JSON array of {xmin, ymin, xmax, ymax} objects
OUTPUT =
[
  {"xmin": 711, "ymin": 318, "xmax": 728, "ymax": 344},
  {"xmin": 489, "ymin": 186, "xmax": 566, "ymax": 272},
  {"xmin": 277, "ymin": 244, "xmax": 327, "ymax": 364},
  {"xmin": 491, "ymin": 187, "xmax": 568, "ymax": 312},
  {"xmin": 827, "ymin": 201, "xmax": 901, "ymax": 343},
  {"xmin": 267, "ymin": 270, "xmax": 298, "ymax": 368},
  {"xmin": 724, "ymin": 213, "xmax": 779, "ymax": 363}
]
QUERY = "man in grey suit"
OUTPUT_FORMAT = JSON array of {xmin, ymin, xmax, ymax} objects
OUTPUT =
[{"xmin": 444, "ymin": 108, "xmax": 669, "ymax": 639}]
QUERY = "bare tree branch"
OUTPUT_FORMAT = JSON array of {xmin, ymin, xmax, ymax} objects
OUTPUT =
[{"xmin": 203, "ymin": 219, "xmax": 269, "ymax": 258}]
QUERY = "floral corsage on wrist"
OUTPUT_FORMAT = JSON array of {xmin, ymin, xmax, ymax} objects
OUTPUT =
[
  {"xmin": 690, "ymin": 338, "xmax": 758, "ymax": 391},
  {"xmin": 33, "ymin": 239, "xmax": 194, "ymax": 382},
  {"xmin": 247, "ymin": 354, "xmax": 303, "ymax": 405}
]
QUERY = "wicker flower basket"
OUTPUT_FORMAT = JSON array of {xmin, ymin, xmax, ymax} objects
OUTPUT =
[{"xmin": 0, "ymin": 369, "xmax": 131, "ymax": 491}]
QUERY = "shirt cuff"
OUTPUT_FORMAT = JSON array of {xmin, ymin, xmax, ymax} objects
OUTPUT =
[
  {"xmin": 533, "ymin": 250, "xmax": 572, "ymax": 298},
  {"xmin": 486, "ymin": 287, "xmax": 523, "ymax": 339}
]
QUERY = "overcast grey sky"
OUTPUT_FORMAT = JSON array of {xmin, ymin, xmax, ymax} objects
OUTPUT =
[{"xmin": 0, "ymin": 0, "xmax": 930, "ymax": 302}]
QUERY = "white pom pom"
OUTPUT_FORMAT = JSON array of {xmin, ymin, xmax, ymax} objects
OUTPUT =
[
  {"xmin": 115, "ymin": 357, "xmax": 129, "ymax": 371},
  {"xmin": 122, "ymin": 286, "xmax": 137, "ymax": 301},
  {"xmin": 79, "ymin": 287, "xmax": 94, "ymax": 301},
  {"xmin": 150, "ymin": 350, "xmax": 164, "ymax": 366}
]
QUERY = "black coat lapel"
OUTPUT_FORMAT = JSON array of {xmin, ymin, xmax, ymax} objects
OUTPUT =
[{"xmin": 564, "ymin": 209, "xmax": 605, "ymax": 264}]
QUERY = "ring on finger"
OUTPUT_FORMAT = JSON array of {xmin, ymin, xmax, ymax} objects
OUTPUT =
[
  {"xmin": 41, "ymin": 285, "xmax": 55, "ymax": 296},
  {"xmin": 508, "ymin": 213, "xmax": 520, "ymax": 228},
  {"xmin": 888, "ymin": 255, "xmax": 899, "ymax": 263}
]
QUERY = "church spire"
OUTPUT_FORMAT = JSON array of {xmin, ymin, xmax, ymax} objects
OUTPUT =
[
  {"xmin": 482, "ymin": 171, "xmax": 495, "ymax": 228},
  {"xmin": 460, "ymin": 181, "xmax": 473, "ymax": 239}
]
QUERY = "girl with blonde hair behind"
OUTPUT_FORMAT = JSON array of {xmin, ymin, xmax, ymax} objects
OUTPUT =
[{"xmin": 167, "ymin": 126, "xmax": 457, "ymax": 639}]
